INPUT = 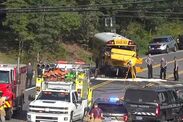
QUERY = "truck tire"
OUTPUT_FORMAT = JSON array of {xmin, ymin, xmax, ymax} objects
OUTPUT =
[
  {"xmin": 5, "ymin": 108, "xmax": 13, "ymax": 120},
  {"xmin": 70, "ymin": 112, "xmax": 73, "ymax": 122}
]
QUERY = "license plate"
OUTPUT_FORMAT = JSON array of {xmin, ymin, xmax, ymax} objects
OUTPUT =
[
  {"xmin": 136, "ymin": 116, "xmax": 143, "ymax": 120},
  {"xmin": 105, "ymin": 117, "xmax": 111, "ymax": 121},
  {"xmin": 116, "ymin": 40, "xmax": 128, "ymax": 45}
]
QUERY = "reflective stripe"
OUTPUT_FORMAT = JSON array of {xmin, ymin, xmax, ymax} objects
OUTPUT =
[{"xmin": 134, "ymin": 112, "xmax": 156, "ymax": 116}]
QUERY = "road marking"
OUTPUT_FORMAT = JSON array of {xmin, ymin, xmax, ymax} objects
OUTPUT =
[
  {"xmin": 25, "ymin": 86, "xmax": 36, "ymax": 92},
  {"xmin": 143, "ymin": 57, "xmax": 183, "ymax": 72},
  {"xmin": 91, "ymin": 80, "xmax": 114, "ymax": 90},
  {"xmin": 150, "ymin": 50, "xmax": 183, "ymax": 58},
  {"xmin": 167, "ymin": 70, "xmax": 183, "ymax": 80}
]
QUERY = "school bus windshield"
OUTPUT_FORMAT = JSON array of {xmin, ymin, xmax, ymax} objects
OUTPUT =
[{"xmin": 107, "ymin": 45, "xmax": 136, "ymax": 51}]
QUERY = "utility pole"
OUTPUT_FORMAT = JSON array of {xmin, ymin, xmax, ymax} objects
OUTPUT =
[{"xmin": 104, "ymin": 16, "xmax": 116, "ymax": 33}]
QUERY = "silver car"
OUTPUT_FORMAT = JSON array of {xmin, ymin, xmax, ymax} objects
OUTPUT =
[{"xmin": 148, "ymin": 36, "xmax": 177, "ymax": 54}]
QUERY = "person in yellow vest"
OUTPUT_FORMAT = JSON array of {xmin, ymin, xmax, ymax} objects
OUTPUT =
[{"xmin": 0, "ymin": 92, "xmax": 6, "ymax": 122}]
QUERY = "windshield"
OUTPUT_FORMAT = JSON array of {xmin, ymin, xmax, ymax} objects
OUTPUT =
[
  {"xmin": 124, "ymin": 89, "xmax": 158, "ymax": 103},
  {"xmin": 98, "ymin": 103, "xmax": 127, "ymax": 113},
  {"xmin": 153, "ymin": 38, "xmax": 168, "ymax": 43},
  {"xmin": 0, "ymin": 71, "xmax": 9, "ymax": 83},
  {"xmin": 37, "ymin": 91, "xmax": 70, "ymax": 102}
]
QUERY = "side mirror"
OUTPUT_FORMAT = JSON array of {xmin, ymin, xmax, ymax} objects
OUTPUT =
[{"xmin": 28, "ymin": 95, "xmax": 35, "ymax": 101}]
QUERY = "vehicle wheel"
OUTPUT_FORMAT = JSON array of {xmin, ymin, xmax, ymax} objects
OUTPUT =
[
  {"xmin": 173, "ymin": 46, "xmax": 177, "ymax": 52},
  {"xmin": 5, "ymin": 108, "xmax": 13, "ymax": 120},
  {"xmin": 166, "ymin": 47, "xmax": 169, "ymax": 53},
  {"xmin": 70, "ymin": 112, "xmax": 73, "ymax": 122}
]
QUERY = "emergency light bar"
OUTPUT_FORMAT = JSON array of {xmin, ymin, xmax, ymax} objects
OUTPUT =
[{"xmin": 45, "ymin": 81, "xmax": 75, "ymax": 91}]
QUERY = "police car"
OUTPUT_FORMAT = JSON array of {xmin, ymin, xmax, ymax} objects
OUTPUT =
[{"xmin": 93, "ymin": 97, "xmax": 128, "ymax": 122}]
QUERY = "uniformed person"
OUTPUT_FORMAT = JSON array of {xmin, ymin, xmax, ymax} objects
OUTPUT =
[
  {"xmin": 160, "ymin": 57, "xmax": 167, "ymax": 79},
  {"xmin": 173, "ymin": 56, "xmax": 179, "ymax": 81},
  {"xmin": 145, "ymin": 54, "xmax": 154, "ymax": 78},
  {"xmin": 0, "ymin": 92, "xmax": 6, "ymax": 122}
]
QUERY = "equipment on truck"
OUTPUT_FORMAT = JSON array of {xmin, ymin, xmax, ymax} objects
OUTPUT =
[
  {"xmin": 35, "ymin": 61, "xmax": 93, "ymax": 106},
  {"xmin": 27, "ymin": 80, "xmax": 88, "ymax": 122},
  {"xmin": 94, "ymin": 32, "xmax": 143, "ymax": 78},
  {"xmin": 0, "ymin": 64, "xmax": 27, "ymax": 120}
]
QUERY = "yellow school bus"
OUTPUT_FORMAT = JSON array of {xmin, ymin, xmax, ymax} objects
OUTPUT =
[{"xmin": 94, "ymin": 32, "xmax": 143, "ymax": 78}]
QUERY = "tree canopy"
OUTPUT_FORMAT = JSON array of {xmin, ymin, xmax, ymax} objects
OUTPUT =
[{"xmin": 0, "ymin": 0, "xmax": 183, "ymax": 62}]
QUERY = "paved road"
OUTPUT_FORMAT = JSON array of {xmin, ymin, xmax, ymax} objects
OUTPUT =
[
  {"xmin": 7, "ymin": 51, "xmax": 183, "ymax": 122},
  {"xmin": 93, "ymin": 50, "xmax": 183, "ymax": 101}
]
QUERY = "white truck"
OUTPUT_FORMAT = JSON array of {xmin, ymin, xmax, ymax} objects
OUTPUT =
[{"xmin": 27, "ymin": 82, "xmax": 88, "ymax": 122}]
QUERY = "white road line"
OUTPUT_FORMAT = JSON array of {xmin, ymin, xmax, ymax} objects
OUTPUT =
[
  {"xmin": 142, "ymin": 50, "xmax": 183, "ymax": 59},
  {"xmin": 25, "ymin": 86, "xmax": 36, "ymax": 92}
]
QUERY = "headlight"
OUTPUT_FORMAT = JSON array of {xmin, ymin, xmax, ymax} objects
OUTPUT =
[
  {"xmin": 148, "ymin": 46, "xmax": 151, "ymax": 49},
  {"xmin": 160, "ymin": 44, "xmax": 166, "ymax": 49},
  {"xmin": 27, "ymin": 114, "xmax": 31, "ymax": 121}
]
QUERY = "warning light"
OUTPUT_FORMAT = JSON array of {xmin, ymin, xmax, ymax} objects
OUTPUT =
[{"xmin": 109, "ymin": 97, "xmax": 119, "ymax": 103}]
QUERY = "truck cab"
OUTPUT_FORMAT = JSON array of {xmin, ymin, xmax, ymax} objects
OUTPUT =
[
  {"xmin": 27, "ymin": 82, "xmax": 88, "ymax": 122},
  {"xmin": 0, "ymin": 64, "xmax": 27, "ymax": 120}
]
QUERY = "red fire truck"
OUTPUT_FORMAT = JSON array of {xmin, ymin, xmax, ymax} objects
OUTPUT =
[{"xmin": 0, "ymin": 64, "xmax": 27, "ymax": 120}]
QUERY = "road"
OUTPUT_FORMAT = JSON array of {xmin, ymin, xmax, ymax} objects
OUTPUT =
[{"xmin": 7, "ymin": 50, "xmax": 183, "ymax": 122}]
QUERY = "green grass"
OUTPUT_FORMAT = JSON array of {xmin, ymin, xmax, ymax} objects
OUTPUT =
[{"xmin": 0, "ymin": 52, "xmax": 17, "ymax": 64}]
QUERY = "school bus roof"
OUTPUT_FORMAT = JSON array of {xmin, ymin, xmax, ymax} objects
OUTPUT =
[{"xmin": 94, "ymin": 32, "xmax": 130, "ymax": 43}]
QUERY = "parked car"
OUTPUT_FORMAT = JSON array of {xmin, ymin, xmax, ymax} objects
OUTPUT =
[
  {"xmin": 148, "ymin": 36, "xmax": 178, "ymax": 54},
  {"xmin": 124, "ymin": 86, "xmax": 182, "ymax": 122},
  {"xmin": 177, "ymin": 35, "xmax": 183, "ymax": 50},
  {"xmin": 92, "ymin": 97, "xmax": 129, "ymax": 122}
]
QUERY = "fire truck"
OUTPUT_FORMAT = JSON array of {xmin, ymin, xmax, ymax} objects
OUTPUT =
[{"xmin": 0, "ymin": 64, "xmax": 27, "ymax": 120}]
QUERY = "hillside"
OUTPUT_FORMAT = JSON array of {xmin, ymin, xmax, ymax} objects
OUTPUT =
[{"xmin": 0, "ymin": 43, "xmax": 93, "ymax": 64}]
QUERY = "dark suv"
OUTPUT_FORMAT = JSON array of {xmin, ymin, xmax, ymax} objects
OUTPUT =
[
  {"xmin": 124, "ymin": 87, "xmax": 181, "ymax": 122},
  {"xmin": 177, "ymin": 35, "xmax": 183, "ymax": 50}
]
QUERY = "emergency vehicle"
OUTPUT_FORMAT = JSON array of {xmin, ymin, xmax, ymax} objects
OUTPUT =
[
  {"xmin": 94, "ymin": 32, "xmax": 143, "ymax": 78},
  {"xmin": 0, "ymin": 64, "xmax": 27, "ymax": 119},
  {"xmin": 27, "ymin": 80, "xmax": 88, "ymax": 122},
  {"xmin": 35, "ymin": 60, "xmax": 93, "ymax": 106}
]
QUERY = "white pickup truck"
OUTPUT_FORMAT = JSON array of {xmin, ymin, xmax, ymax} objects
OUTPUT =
[{"xmin": 27, "ymin": 89, "xmax": 88, "ymax": 122}]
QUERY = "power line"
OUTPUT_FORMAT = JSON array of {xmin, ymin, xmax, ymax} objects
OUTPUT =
[{"xmin": 0, "ymin": 0, "xmax": 167, "ymax": 13}]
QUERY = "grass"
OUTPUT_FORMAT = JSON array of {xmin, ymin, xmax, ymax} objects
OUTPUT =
[{"xmin": 0, "ymin": 52, "xmax": 17, "ymax": 64}]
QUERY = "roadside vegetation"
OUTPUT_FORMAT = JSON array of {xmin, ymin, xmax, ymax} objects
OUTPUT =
[{"xmin": 0, "ymin": 0, "xmax": 183, "ymax": 63}]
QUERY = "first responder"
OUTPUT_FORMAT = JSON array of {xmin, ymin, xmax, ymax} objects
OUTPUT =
[
  {"xmin": 145, "ymin": 54, "xmax": 153, "ymax": 78},
  {"xmin": 173, "ymin": 56, "xmax": 179, "ymax": 81},
  {"xmin": 26, "ymin": 62, "xmax": 33, "ymax": 88},
  {"xmin": 90, "ymin": 103, "xmax": 103, "ymax": 122},
  {"xmin": 160, "ymin": 57, "xmax": 167, "ymax": 79},
  {"xmin": 0, "ymin": 91, "xmax": 6, "ymax": 122}
]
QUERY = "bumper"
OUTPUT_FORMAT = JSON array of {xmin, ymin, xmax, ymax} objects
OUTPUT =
[
  {"xmin": 27, "ymin": 112, "xmax": 70, "ymax": 122},
  {"xmin": 131, "ymin": 114, "xmax": 160, "ymax": 122},
  {"xmin": 149, "ymin": 48, "xmax": 166, "ymax": 53}
]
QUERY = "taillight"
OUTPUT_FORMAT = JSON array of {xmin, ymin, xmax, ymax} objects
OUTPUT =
[
  {"xmin": 117, "ymin": 114, "xmax": 128, "ymax": 122},
  {"xmin": 156, "ymin": 104, "xmax": 160, "ymax": 116},
  {"xmin": 123, "ymin": 114, "xmax": 128, "ymax": 122},
  {"xmin": 107, "ymin": 40, "xmax": 115, "ymax": 45}
]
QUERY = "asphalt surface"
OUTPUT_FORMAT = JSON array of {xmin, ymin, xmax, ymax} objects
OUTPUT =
[{"xmin": 7, "ymin": 50, "xmax": 183, "ymax": 122}]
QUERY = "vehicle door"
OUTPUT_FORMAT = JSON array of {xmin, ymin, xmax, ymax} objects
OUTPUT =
[
  {"xmin": 169, "ymin": 37, "xmax": 175, "ymax": 49},
  {"xmin": 164, "ymin": 91, "xmax": 176, "ymax": 120},
  {"xmin": 11, "ymin": 69, "xmax": 16, "ymax": 98},
  {"xmin": 168, "ymin": 91, "xmax": 180, "ymax": 118},
  {"xmin": 72, "ymin": 92, "xmax": 82, "ymax": 120}
]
